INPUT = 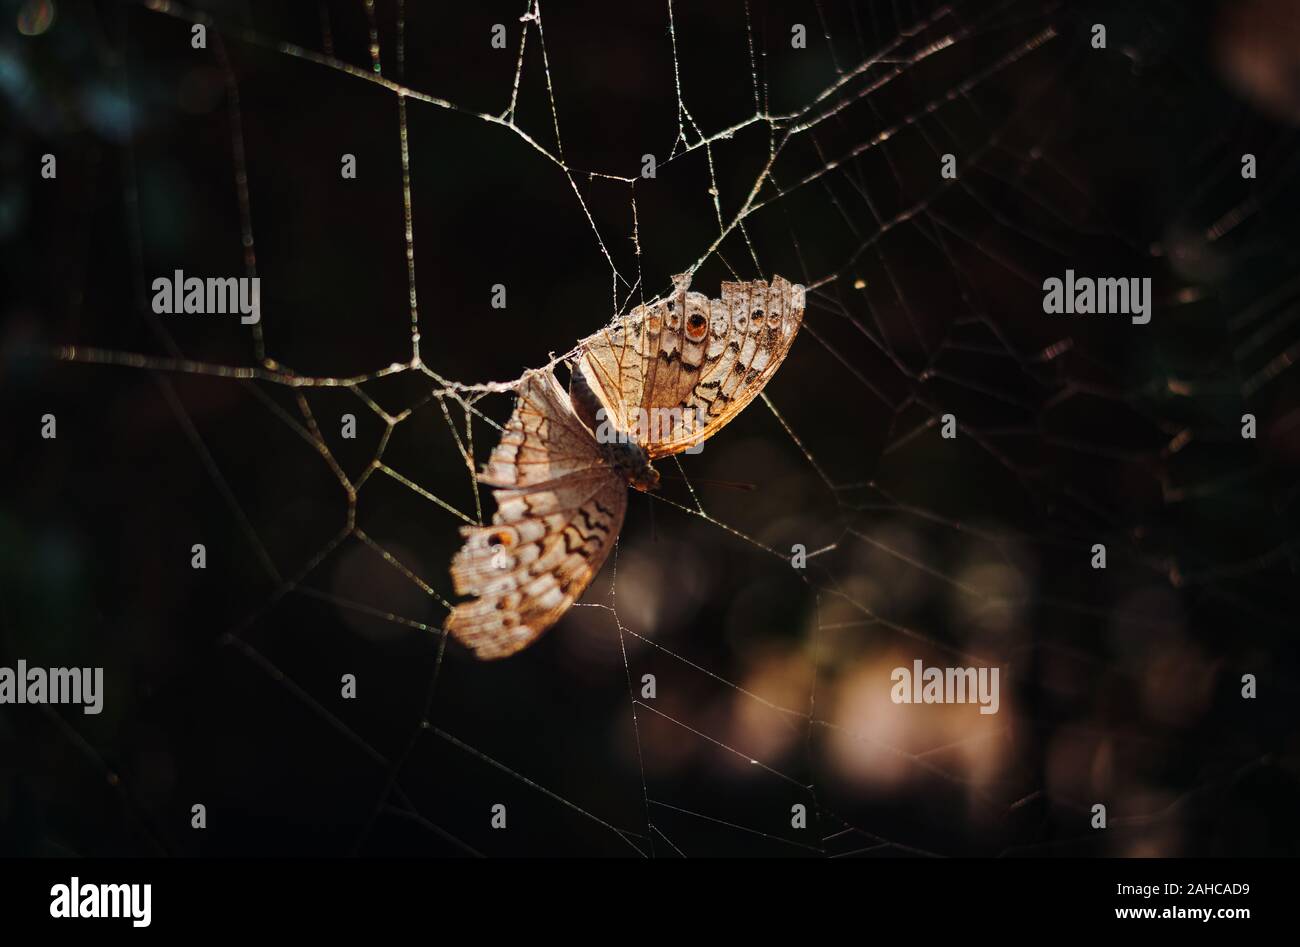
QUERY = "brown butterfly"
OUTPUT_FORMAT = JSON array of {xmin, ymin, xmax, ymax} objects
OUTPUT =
[{"xmin": 446, "ymin": 274, "xmax": 806, "ymax": 658}]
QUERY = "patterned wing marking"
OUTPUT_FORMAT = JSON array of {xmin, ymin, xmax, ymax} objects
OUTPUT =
[
  {"xmin": 568, "ymin": 298, "xmax": 656, "ymax": 437},
  {"xmin": 479, "ymin": 369, "xmax": 608, "ymax": 488},
  {"xmin": 445, "ymin": 471, "xmax": 626, "ymax": 659},
  {"xmin": 572, "ymin": 275, "xmax": 805, "ymax": 456},
  {"xmin": 649, "ymin": 275, "xmax": 805, "ymax": 456},
  {"xmin": 445, "ymin": 368, "xmax": 627, "ymax": 659}
]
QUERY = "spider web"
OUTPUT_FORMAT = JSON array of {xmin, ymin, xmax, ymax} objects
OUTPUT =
[{"xmin": 5, "ymin": 0, "xmax": 1300, "ymax": 857}]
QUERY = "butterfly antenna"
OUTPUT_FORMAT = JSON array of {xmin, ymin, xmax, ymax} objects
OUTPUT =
[{"xmin": 659, "ymin": 473, "xmax": 758, "ymax": 492}]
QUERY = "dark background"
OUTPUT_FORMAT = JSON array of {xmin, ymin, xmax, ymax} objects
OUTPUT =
[{"xmin": 1, "ymin": 0, "xmax": 1298, "ymax": 857}]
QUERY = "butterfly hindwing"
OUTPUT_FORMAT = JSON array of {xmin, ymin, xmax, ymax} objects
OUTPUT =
[
  {"xmin": 445, "ymin": 370, "xmax": 626, "ymax": 659},
  {"xmin": 478, "ymin": 370, "xmax": 608, "ymax": 488}
]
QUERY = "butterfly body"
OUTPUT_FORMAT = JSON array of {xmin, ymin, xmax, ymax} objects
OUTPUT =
[
  {"xmin": 598, "ymin": 438, "xmax": 661, "ymax": 493},
  {"xmin": 446, "ymin": 274, "xmax": 805, "ymax": 659}
]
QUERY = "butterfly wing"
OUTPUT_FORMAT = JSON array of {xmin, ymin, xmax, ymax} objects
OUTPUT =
[
  {"xmin": 566, "ymin": 303, "xmax": 650, "ymax": 437},
  {"xmin": 572, "ymin": 275, "xmax": 805, "ymax": 458},
  {"xmin": 446, "ymin": 370, "xmax": 627, "ymax": 659},
  {"xmin": 477, "ymin": 368, "xmax": 609, "ymax": 489}
]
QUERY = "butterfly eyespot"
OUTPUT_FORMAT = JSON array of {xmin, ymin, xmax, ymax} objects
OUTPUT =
[
  {"xmin": 667, "ymin": 312, "xmax": 681, "ymax": 329},
  {"xmin": 734, "ymin": 313, "xmax": 747, "ymax": 330},
  {"xmin": 686, "ymin": 312, "xmax": 708, "ymax": 340},
  {"xmin": 491, "ymin": 529, "xmax": 515, "ymax": 547},
  {"xmin": 767, "ymin": 309, "xmax": 782, "ymax": 329}
]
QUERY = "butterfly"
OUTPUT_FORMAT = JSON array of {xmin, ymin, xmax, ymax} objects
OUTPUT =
[{"xmin": 445, "ymin": 274, "xmax": 806, "ymax": 659}]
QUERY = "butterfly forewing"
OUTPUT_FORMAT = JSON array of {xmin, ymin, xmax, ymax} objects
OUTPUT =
[
  {"xmin": 573, "ymin": 275, "xmax": 805, "ymax": 458},
  {"xmin": 569, "ymin": 304, "xmax": 650, "ymax": 436}
]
